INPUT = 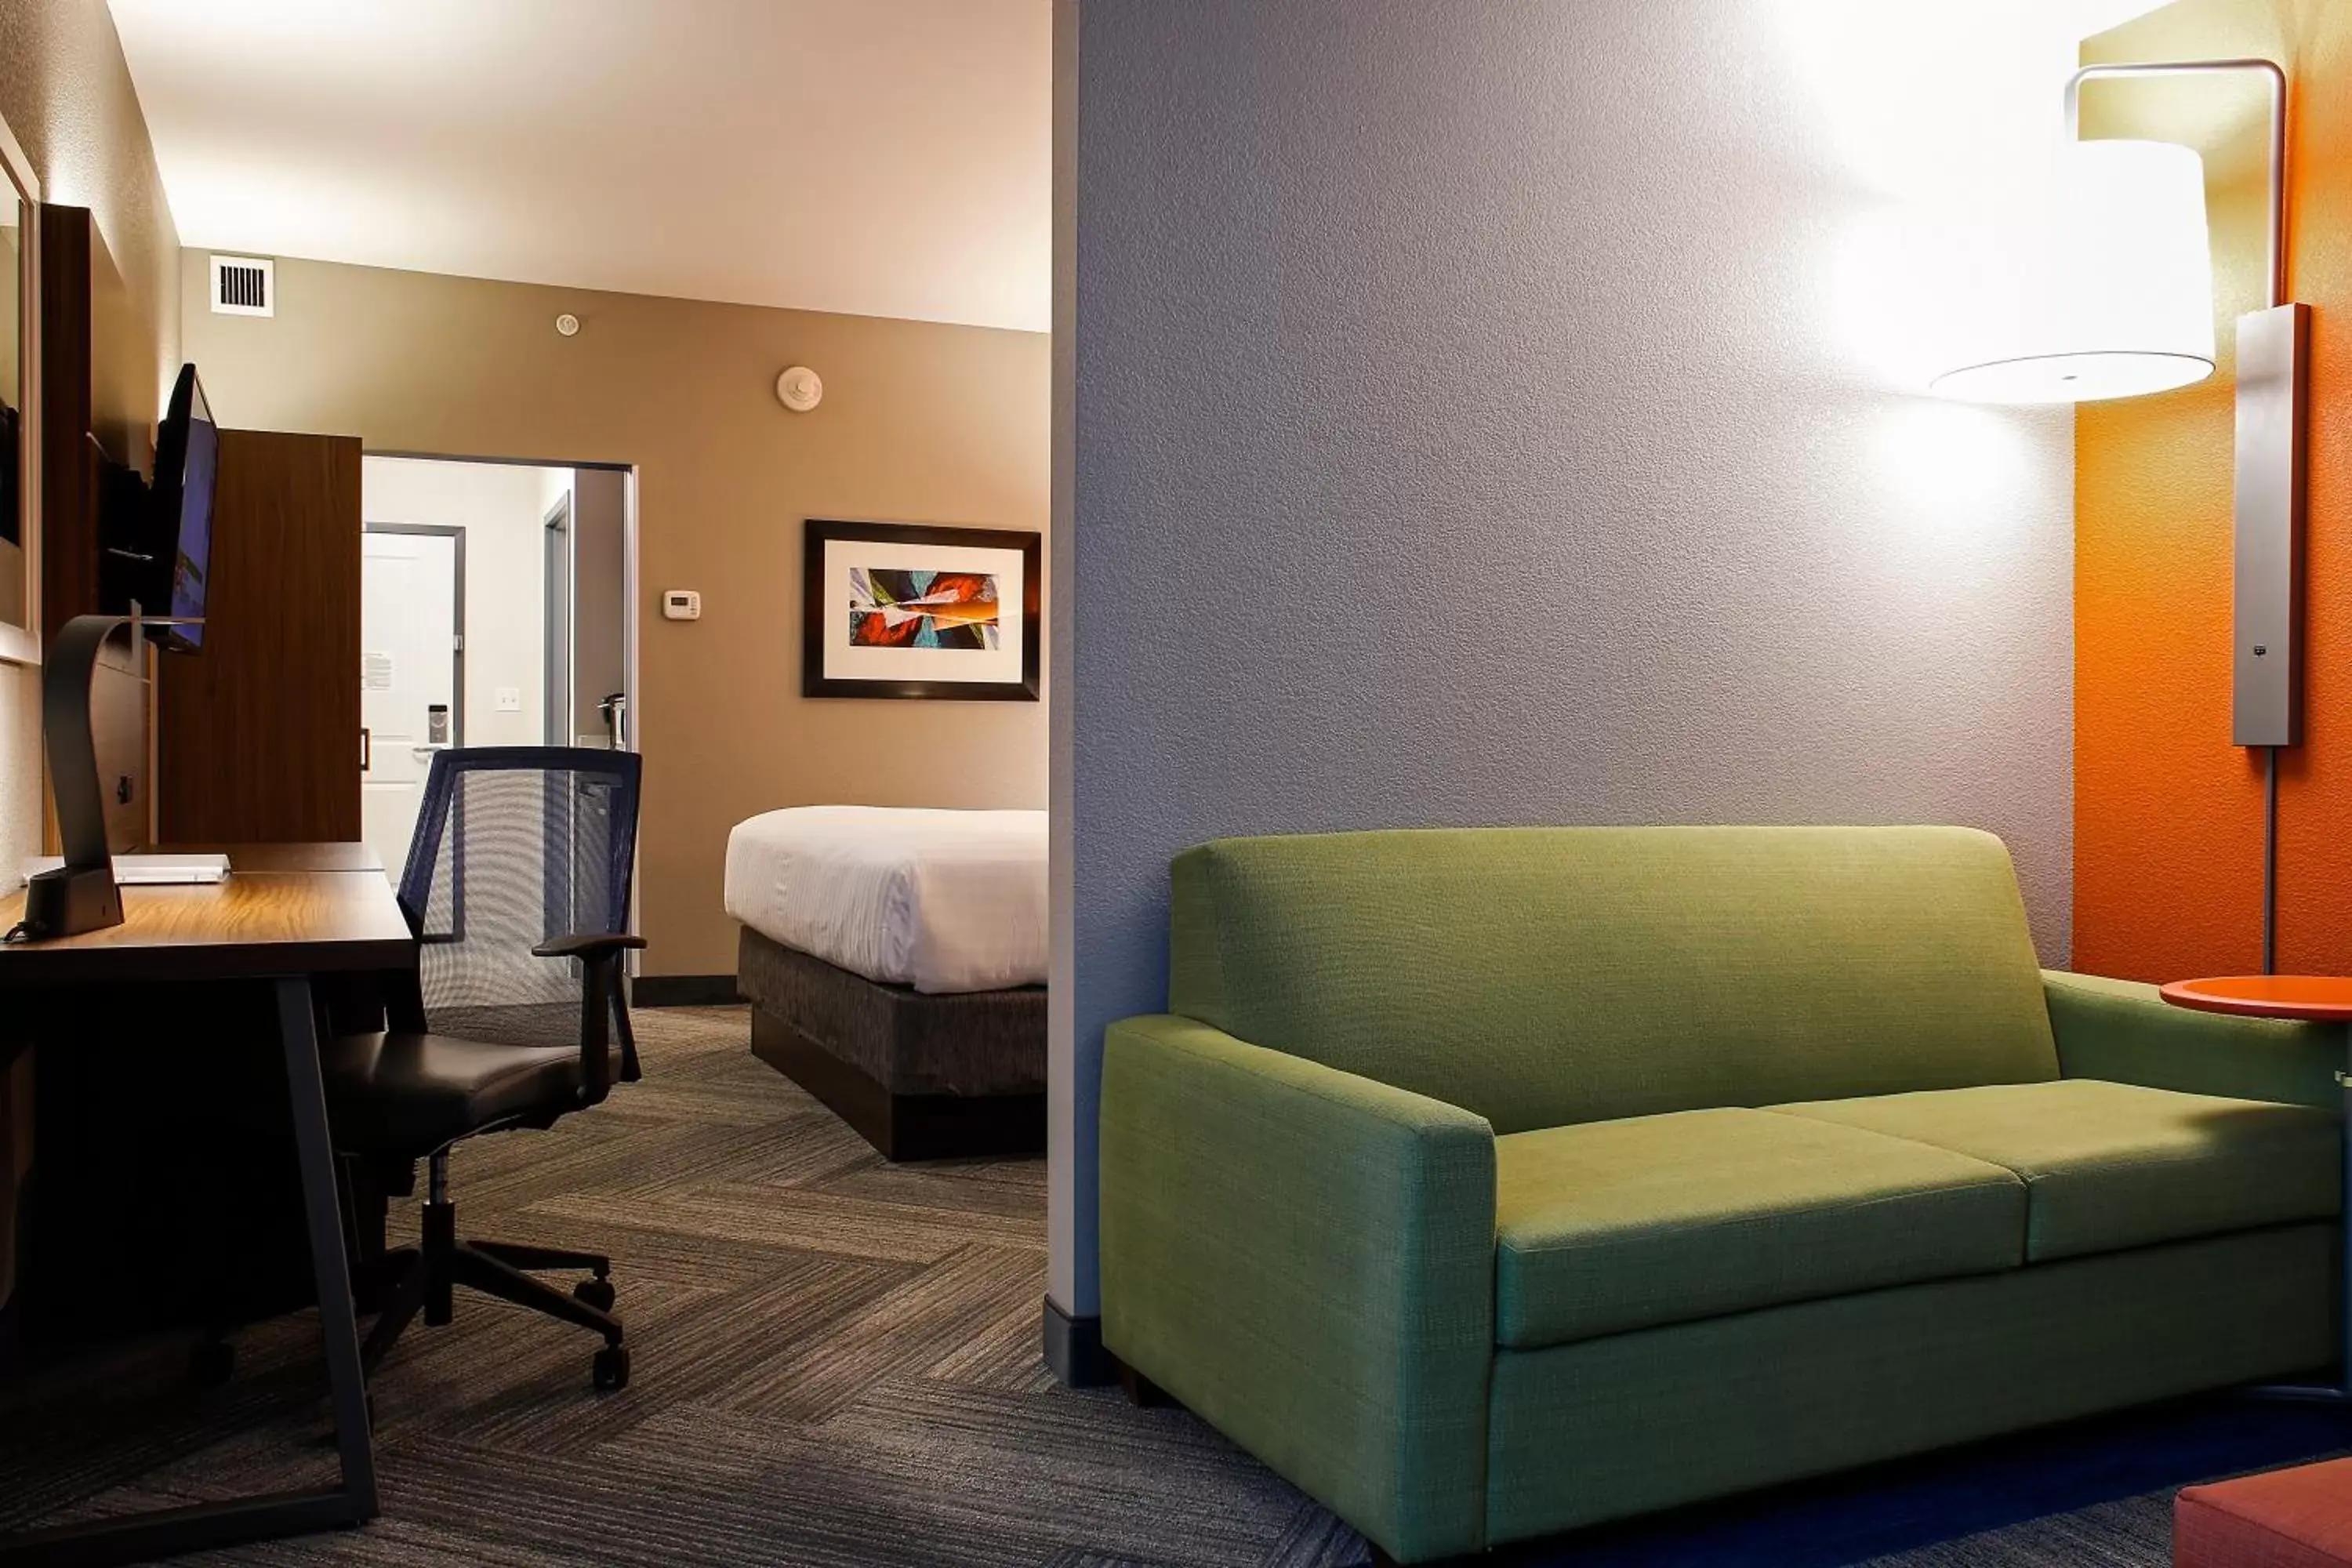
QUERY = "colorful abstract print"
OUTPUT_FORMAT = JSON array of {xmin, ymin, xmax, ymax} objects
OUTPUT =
[{"xmin": 848, "ymin": 568, "xmax": 1002, "ymax": 651}]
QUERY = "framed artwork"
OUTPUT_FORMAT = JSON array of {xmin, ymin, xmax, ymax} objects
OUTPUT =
[{"xmin": 801, "ymin": 518, "xmax": 1041, "ymax": 701}]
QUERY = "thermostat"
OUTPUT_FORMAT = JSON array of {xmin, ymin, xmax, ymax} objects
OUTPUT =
[{"xmin": 662, "ymin": 590, "xmax": 702, "ymax": 622}]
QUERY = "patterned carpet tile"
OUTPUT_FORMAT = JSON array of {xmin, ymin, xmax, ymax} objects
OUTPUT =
[
  {"xmin": 0, "ymin": 1006, "xmax": 1367, "ymax": 1566},
  {"xmin": 523, "ymin": 1179, "xmax": 1040, "ymax": 1267},
  {"xmin": 1864, "ymin": 1496, "xmax": 2177, "ymax": 1568},
  {"xmin": 608, "ymin": 1389, "xmax": 1341, "ymax": 1568},
  {"xmin": 720, "ymin": 1244, "xmax": 1045, "ymax": 1424}
]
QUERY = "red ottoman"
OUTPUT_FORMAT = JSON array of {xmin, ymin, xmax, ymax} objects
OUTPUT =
[{"xmin": 2178, "ymin": 1457, "xmax": 2352, "ymax": 1566}]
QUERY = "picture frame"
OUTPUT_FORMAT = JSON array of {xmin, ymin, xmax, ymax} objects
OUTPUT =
[{"xmin": 800, "ymin": 518, "xmax": 1041, "ymax": 702}]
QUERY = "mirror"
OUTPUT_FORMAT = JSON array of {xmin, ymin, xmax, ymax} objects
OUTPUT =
[{"xmin": 0, "ymin": 111, "xmax": 35, "ymax": 664}]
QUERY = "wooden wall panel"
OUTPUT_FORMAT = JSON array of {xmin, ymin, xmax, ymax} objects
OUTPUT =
[
  {"xmin": 37, "ymin": 204, "xmax": 92, "ymax": 644},
  {"xmin": 38, "ymin": 203, "xmax": 151, "ymax": 853},
  {"xmin": 157, "ymin": 429, "xmax": 361, "ymax": 843}
]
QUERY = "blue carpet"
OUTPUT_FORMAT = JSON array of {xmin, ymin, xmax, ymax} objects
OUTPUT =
[{"xmin": 1505, "ymin": 1396, "xmax": 2352, "ymax": 1566}]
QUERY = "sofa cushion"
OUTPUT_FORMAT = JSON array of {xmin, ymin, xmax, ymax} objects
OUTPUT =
[
  {"xmin": 1168, "ymin": 826, "xmax": 2060, "ymax": 1134},
  {"xmin": 1772, "ymin": 1080, "xmax": 2341, "ymax": 1261},
  {"xmin": 1494, "ymin": 1107, "xmax": 2026, "ymax": 1348}
]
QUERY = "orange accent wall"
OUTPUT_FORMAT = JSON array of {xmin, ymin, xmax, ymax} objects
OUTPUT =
[{"xmin": 2076, "ymin": 2, "xmax": 2352, "ymax": 980}]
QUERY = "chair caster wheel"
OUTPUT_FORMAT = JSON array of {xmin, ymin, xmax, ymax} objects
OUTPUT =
[
  {"xmin": 574, "ymin": 1278, "xmax": 617, "ymax": 1312},
  {"xmin": 592, "ymin": 1344, "xmax": 631, "ymax": 1392},
  {"xmin": 191, "ymin": 1338, "xmax": 235, "ymax": 1389}
]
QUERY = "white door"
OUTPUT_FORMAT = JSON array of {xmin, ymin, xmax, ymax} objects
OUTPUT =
[{"xmin": 361, "ymin": 529, "xmax": 460, "ymax": 883}]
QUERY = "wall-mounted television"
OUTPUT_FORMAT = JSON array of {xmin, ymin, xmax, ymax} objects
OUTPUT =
[{"xmin": 143, "ymin": 362, "xmax": 218, "ymax": 652}]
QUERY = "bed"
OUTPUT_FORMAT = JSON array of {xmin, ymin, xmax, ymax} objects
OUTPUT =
[{"xmin": 724, "ymin": 806, "xmax": 1047, "ymax": 1160}]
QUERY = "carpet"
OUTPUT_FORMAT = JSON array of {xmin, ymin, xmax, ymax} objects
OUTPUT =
[{"xmin": 1, "ymin": 1005, "xmax": 2346, "ymax": 1566}]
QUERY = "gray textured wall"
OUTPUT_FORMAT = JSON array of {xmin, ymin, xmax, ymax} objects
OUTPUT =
[{"xmin": 1049, "ymin": 0, "xmax": 2076, "ymax": 1319}]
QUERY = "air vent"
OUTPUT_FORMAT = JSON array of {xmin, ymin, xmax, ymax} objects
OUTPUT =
[{"xmin": 209, "ymin": 254, "xmax": 273, "ymax": 317}]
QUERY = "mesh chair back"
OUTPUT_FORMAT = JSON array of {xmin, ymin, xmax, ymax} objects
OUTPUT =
[{"xmin": 398, "ymin": 747, "xmax": 642, "ymax": 1044}]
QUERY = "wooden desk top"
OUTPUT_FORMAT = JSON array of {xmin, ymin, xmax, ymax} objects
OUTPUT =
[
  {"xmin": 0, "ymin": 844, "xmax": 415, "ymax": 987},
  {"xmin": 2158, "ymin": 975, "xmax": 2352, "ymax": 1023}
]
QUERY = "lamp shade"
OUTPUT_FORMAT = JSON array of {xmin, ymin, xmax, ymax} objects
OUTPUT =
[{"xmin": 1933, "ymin": 139, "xmax": 2216, "ymax": 405}]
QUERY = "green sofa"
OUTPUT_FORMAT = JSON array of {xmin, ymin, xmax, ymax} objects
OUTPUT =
[{"xmin": 1098, "ymin": 826, "xmax": 2347, "ymax": 1564}]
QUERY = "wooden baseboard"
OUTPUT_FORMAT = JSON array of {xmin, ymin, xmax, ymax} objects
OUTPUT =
[
  {"xmin": 750, "ymin": 1011, "xmax": 1044, "ymax": 1161},
  {"xmin": 630, "ymin": 974, "xmax": 741, "ymax": 1007}
]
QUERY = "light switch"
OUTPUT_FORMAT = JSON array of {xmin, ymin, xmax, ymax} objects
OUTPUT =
[{"xmin": 495, "ymin": 687, "xmax": 522, "ymax": 713}]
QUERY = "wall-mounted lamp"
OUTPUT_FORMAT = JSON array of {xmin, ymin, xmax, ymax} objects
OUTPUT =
[
  {"xmin": 1936, "ymin": 58, "xmax": 2307, "ymax": 969},
  {"xmin": 1932, "ymin": 138, "xmax": 2217, "ymax": 404}
]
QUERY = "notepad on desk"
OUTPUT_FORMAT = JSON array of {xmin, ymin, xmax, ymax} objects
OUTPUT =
[{"xmin": 20, "ymin": 853, "xmax": 232, "ymax": 886}]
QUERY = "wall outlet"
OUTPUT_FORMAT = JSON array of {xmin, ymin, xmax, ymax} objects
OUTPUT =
[{"xmin": 495, "ymin": 687, "xmax": 522, "ymax": 713}]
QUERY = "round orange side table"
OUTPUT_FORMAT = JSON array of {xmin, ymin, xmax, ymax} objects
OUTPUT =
[
  {"xmin": 2160, "ymin": 974, "xmax": 2352, "ymax": 1022},
  {"xmin": 2161, "ymin": 974, "xmax": 2352, "ymax": 1403}
]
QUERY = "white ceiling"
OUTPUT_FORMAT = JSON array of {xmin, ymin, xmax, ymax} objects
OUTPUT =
[{"xmin": 107, "ymin": 0, "xmax": 1051, "ymax": 332}]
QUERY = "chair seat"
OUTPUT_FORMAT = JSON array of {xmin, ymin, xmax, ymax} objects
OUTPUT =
[
  {"xmin": 1494, "ymin": 1107, "xmax": 2026, "ymax": 1349},
  {"xmin": 1773, "ymin": 1079, "xmax": 2341, "ymax": 1261},
  {"xmin": 321, "ymin": 1031, "xmax": 586, "ymax": 1154}
]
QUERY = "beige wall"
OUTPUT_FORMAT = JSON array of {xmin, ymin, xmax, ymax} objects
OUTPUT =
[
  {"xmin": 0, "ymin": 0, "xmax": 180, "ymax": 441},
  {"xmin": 0, "ymin": 0, "xmax": 180, "ymax": 1316},
  {"xmin": 184, "ymin": 255, "xmax": 1049, "ymax": 975}
]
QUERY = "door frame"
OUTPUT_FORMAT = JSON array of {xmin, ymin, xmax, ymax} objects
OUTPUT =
[
  {"xmin": 361, "ymin": 522, "xmax": 467, "ymax": 749},
  {"xmin": 542, "ymin": 492, "xmax": 572, "ymax": 746}
]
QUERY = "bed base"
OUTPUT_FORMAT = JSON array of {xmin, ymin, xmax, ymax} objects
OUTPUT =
[
  {"xmin": 736, "ymin": 928, "xmax": 1046, "ymax": 1163},
  {"xmin": 750, "ymin": 1010, "xmax": 1044, "ymax": 1161}
]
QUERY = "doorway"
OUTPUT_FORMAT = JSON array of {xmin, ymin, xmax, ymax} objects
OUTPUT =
[
  {"xmin": 358, "ymin": 454, "xmax": 637, "ymax": 882},
  {"xmin": 361, "ymin": 524, "xmax": 463, "ymax": 880}
]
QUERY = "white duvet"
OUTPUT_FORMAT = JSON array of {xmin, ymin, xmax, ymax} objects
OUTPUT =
[{"xmin": 723, "ymin": 807, "xmax": 1048, "ymax": 994}]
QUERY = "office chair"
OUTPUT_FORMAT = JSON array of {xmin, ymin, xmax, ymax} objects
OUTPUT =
[{"xmin": 321, "ymin": 746, "xmax": 644, "ymax": 1392}]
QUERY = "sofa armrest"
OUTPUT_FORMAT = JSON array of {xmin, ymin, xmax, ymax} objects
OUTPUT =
[
  {"xmin": 2044, "ymin": 970, "xmax": 2347, "ymax": 1109},
  {"xmin": 1099, "ymin": 1014, "xmax": 1496, "ymax": 1563}
]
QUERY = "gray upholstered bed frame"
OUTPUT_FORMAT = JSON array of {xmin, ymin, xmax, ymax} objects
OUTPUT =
[{"xmin": 735, "ymin": 927, "xmax": 1045, "ymax": 1161}]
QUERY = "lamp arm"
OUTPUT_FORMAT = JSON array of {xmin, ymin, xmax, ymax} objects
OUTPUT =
[
  {"xmin": 42, "ymin": 614, "xmax": 133, "ymax": 870},
  {"xmin": 2066, "ymin": 58, "xmax": 2287, "ymax": 311}
]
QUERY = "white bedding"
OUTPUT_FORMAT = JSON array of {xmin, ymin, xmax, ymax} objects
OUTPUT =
[{"xmin": 723, "ymin": 807, "xmax": 1048, "ymax": 994}]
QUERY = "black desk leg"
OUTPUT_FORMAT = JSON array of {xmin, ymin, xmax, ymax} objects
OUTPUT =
[
  {"xmin": 0, "ymin": 979, "xmax": 379, "ymax": 1567},
  {"xmin": 274, "ymin": 975, "xmax": 381, "ymax": 1516}
]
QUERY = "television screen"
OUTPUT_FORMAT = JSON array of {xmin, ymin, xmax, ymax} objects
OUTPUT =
[
  {"xmin": 168, "ymin": 376, "xmax": 216, "ymax": 645},
  {"xmin": 147, "ymin": 364, "xmax": 216, "ymax": 652}
]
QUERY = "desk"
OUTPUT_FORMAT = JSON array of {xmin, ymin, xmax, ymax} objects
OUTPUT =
[{"xmin": 0, "ymin": 845, "xmax": 409, "ymax": 1566}]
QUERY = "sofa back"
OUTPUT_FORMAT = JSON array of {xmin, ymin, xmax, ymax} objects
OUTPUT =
[{"xmin": 1167, "ymin": 826, "xmax": 2059, "ymax": 1134}]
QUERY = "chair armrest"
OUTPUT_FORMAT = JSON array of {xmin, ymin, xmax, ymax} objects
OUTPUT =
[
  {"xmin": 1099, "ymin": 1014, "xmax": 1496, "ymax": 1563},
  {"xmin": 531, "ymin": 931, "xmax": 648, "ymax": 962},
  {"xmin": 530, "ymin": 933, "xmax": 647, "ymax": 1098},
  {"xmin": 2044, "ymin": 970, "xmax": 2347, "ymax": 1109}
]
